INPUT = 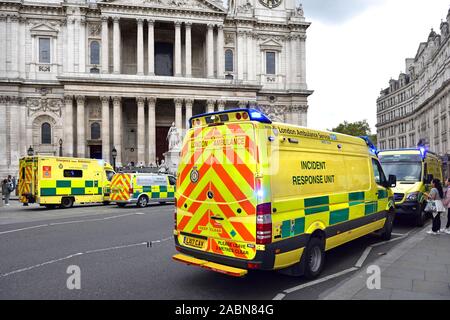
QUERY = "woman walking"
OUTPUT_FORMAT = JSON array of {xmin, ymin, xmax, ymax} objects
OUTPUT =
[
  {"xmin": 442, "ymin": 178, "xmax": 450, "ymax": 234},
  {"xmin": 425, "ymin": 179, "xmax": 446, "ymax": 235}
]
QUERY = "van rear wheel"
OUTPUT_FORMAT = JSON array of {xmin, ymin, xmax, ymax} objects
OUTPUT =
[
  {"xmin": 304, "ymin": 237, "xmax": 325, "ymax": 279},
  {"xmin": 137, "ymin": 195, "xmax": 148, "ymax": 208},
  {"xmin": 380, "ymin": 210, "xmax": 395, "ymax": 241},
  {"xmin": 415, "ymin": 203, "xmax": 426, "ymax": 227},
  {"xmin": 60, "ymin": 197, "xmax": 74, "ymax": 209}
]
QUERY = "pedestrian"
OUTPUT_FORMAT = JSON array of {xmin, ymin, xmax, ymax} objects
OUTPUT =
[
  {"xmin": 2, "ymin": 177, "xmax": 14, "ymax": 206},
  {"xmin": 425, "ymin": 178, "xmax": 446, "ymax": 235},
  {"xmin": 442, "ymin": 178, "xmax": 450, "ymax": 234}
]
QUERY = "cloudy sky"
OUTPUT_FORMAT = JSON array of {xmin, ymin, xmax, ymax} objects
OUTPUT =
[{"xmin": 302, "ymin": 0, "xmax": 449, "ymax": 132}]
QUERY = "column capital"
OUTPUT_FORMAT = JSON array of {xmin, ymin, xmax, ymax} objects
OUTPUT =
[
  {"xmin": 113, "ymin": 16, "xmax": 120, "ymax": 23},
  {"xmin": 101, "ymin": 16, "xmax": 109, "ymax": 22},
  {"xmin": 207, "ymin": 23, "xmax": 214, "ymax": 29},
  {"xmin": 207, "ymin": 99, "xmax": 216, "ymax": 106},
  {"xmin": 217, "ymin": 24, "xmax": 224, "ymax": 30},
  {"xmin": 64, "ymin": 95, "xmax": 73, "ymax": 103},
  {"xmin": 174, "ymin": 98, "xmax": 183, "ymax": 106},
  {"xmin": 76, "ymin": 95, "xmax": 85, "ymax": 104},
  {"xmin": 175, "ymin": 20, "xmax": 182, "ymax": 27},
  {"xmin": 147, "ymin": 19, "xmax": 154, "ymax": 25},
  {"xmin": 217, "ymin": 100, "xmax": 226, "ymax": 106},
  {"xmin": 112, "ymin": 96, "xmax": 122, "ymax": 104},
  {"xmin": 185, "ymin": 98, "xmax": 194, "ymax": 106},
  {"xmin": 185, "ymin": 21, "xmax": 192, "ymax": 27},
  {"xmin": 136, "ymin": 96, "xmax": 145, "ymax": 105},
  {"xmin": 136, "ymin": 18, "xmax": 144, "ymax": 24},
  {"xmin": 100, "ymin": 96, "xmax": 110, "ymax": 104},
  {"xmin": 147, "ymin": 97, "xmax": 157, "ymax": 105}
]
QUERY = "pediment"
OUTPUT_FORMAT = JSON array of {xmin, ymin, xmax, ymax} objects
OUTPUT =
[
  {"xmin": 30, "ymin": 23, "xmax": 58, "ymax": 33},
  {"xmin": 260, "ymin": 39, "xmax": 282, "ymax": 48},
  {"xmin": 100, "ymin": 0, "xmax": 226, "ymax": 13}
]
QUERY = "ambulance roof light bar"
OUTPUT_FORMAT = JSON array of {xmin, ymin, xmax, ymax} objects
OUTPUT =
[
  {"xmin": 359, "ymin": 136, "xmax": 378, "ymax": 155},
  {"xmin": 189, "ymin": 108, "xmax": 272, "ymax": 128}
]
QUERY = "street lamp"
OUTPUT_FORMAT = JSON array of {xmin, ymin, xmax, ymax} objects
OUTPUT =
[
  {"xmin": 111, "ymin": 147, "xmax": 117, "ymax": 172},
  {"xmin": 27, "ymin": 146, "xmax": 34, "ymax": 157},
  {"xmin": 59, "ymin": 138, "xmax": 63, "ymax": 157}
]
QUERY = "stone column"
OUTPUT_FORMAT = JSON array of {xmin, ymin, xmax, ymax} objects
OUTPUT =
[
  {"xmin": 218, "ymin": 100, "xmax": 225, "ymax": 111},
  {"xmin": 291, "ymin": 106, "xmax": 299, "ymax": 126},
  {"xmin": 76, "ymin": 95, "xmax": 86, "ymax": 158},
  {"xmin": 174, "ymin": 21, "xmax": 182, "ymax": 77},
  {"xmin": 217, "ymin": 25, "xmax": 224, "ymax": 79},
  {"xmin": 112, "ymin": 96, "xmax": 122, "ymax": 165},
  {"xmin": 79, "ymin": 18, "xmax": 86, "ymax": 73},
  {"xmin": 67, "ymin": 17, "xmax": 74, "ymax": 72},
  {"xmin": 290, "ymin": 34, "xmax": 297, "ymax": 86},
  {"xmin": 0, "ymin": 15, "xmax": 6, "ymax": 75},
  {"xmin": 185, "ymin": 22, "xmax": 192, "ymax": 77},
  {"xmin": 64, "ymin": 95, "xmax": 74, "ymax": 156},
  {"xmin": 175, "ymin": 98, "xmax": 183, "ymax": 130},
  {"xmin": 18, "ymin": 17, "xmax": 26, "ymax": 78},
  {"xmin": 207, "ymin": 99, "xmax": 215, "ymax": 113},
  {"xmin": 101, "ymin": 17, "xmax": 109, "ymax": 73},
  {"xmin": 285, "ymin": 36, "xmax": 291, "ymax": 87},
  {"xmin": 242, "ymin": 31, "xmax": 247, "ymax": 80},
  {"xmin": 137, "ymin": 97, "xmax": 145, "ymax": 164},
  {"xmin": 113, "ymin": 17, "xmax": 121, "ymax": 74},
  {"xmin": 299, "ymin": 35, "xmax": 306, "ymax": 88},
  {"xmin": 237, "ymin": 31, "xmax": 244, "ymax": 80},
  {"xmin": 147, "ymin": 97, "xmax": 156, "ymax": 165},
  {"xmin": 247, "ymin": 32, "xmax": 254, "ymax": 82},
  {"xmin": 101, "ymin": 96, "xmax": 110, "ymax": 161},
  {"xmin": 10, "ymin": 15, "xmax": 19, "ymax": 78},
  {"xmin": 206, "ymin": 24, "xmax": 214, "ymax": 78},
  {"xmin": 147, "ymin": 19, "xmax": 154, "ymax": 76},
  {"xmin": 137, "ymin": 18, "xmax": 144, "ymax": 75},
  {"xmin": 185, "ymin": 98, "xmax": 193, "ymax": 128}
]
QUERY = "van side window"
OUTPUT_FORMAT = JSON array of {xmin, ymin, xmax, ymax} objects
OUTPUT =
[
  {"xmin": 64, "ymin": 170, "xmax": 83, "ymax": 178},
  {"xmin": 372, "ymin": 159, "xmax": 387, "ymax": 186},
  {"xmin": 106, "ymin": 171, "xmax": 115, "ymax": 182},
  {"xmin": 168, "ymin": 176, "xmax": 176, "ymax": 186}
]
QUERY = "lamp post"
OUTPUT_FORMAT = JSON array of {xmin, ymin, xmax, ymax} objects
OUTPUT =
[
  {"xmin": 111, "ymin": 146, "xmax": 117, "ymax": 172},
  {"xmin": 27, "ymin": 146, "xmax": 34, "ymax": 157},
  {"xmin": 59, "ymin": 138, "xmax": 63, "ymax": 157}
]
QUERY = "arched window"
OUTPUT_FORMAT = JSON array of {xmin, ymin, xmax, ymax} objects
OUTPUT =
[
  {"xmin": 225, "ymin": 49, "xmax": 234, "ymax": 72},
  {"xmin": 41, "ymin": 122, "xmax": 51, "ymax": 144},
  {"xmin": 91, "ymin": 122, "xmax": 101, "ymax": 140},
  {"xmin": 90, "ymin": 41, "xmax": 100, "ymax": 65}
]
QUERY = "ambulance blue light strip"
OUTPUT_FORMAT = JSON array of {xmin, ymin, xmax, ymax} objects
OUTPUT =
[
  {"xmin": 189, "ymin": 108, "xmax": 272, "ymax": 128},
  {"xmin": 359, "ymin": 136, "xmax": 378, "ymax": 155}
]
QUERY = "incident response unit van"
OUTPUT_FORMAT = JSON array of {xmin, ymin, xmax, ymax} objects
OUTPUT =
[
  {"xmin": 378, "ymin": 148, "xmax": 443, "ymax": 226},
  {"xmin": 110, "ymin": 173, "xmax": 176, "ymax": 207},
  {"xmin": 18, "ymin": 156, "xmax": 115, "ymax": 208},
  {"xmin": 172, "ymin": 109, "xmax": 396, "ymax": 279}
]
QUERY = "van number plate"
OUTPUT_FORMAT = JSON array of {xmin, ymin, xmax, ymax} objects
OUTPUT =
[{"xmin": 183, "ymin": 236, "xmax": 205, "ymax": 249}]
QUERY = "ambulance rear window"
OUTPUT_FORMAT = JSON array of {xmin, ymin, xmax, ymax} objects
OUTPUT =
[
  {"xmin": 64, "ymin": 170, "xmax": 83, "ymax": 178},
  {"xmin": 205, "ymin": 114, "xmax": 229, "ymax": 124}
]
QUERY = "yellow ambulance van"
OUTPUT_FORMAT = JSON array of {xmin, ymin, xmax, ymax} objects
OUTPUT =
[
  {"xmin": 18, "ymin": 156, "xmax": 115, "ymax": 209},
  {"xmin": 172, "ymin": 109, "xmax": 396, "ymax": 279},
  {"xmin": 379, "ymin": 148, "xmax": 443, "ymax": 226},
  {"xmin": 110, "ymin": 173, "xmax": 176, "ymax": 208}
]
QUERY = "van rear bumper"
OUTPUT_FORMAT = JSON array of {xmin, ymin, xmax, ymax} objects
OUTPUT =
[{"xmin": 174, "ymin": 234, "xmax": 309, "ymax": 271}]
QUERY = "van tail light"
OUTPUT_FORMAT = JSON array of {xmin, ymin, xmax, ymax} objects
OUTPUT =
[
  {"xmin": 174, "ymin": 198, "xmax": 178, "ymax": 230},
  {"xmin": 256, "ymin": 203, "xmax": 272, "ymax": 245},
  {"xmin": 129, "ymin": 186, "xmax": 133, "ymax": 195}
]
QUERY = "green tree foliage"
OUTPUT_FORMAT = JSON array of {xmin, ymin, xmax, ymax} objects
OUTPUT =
[{"xmin": 331, "ymin": 120, "xmax": 377, "ymax": 145}]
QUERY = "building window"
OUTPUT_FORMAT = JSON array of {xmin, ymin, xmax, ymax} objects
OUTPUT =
[
  {"xmin": 41, "ymin": 122, "xmax": 51, "ymax": 144},
  {"xmin": 266, "ymin": 51, "xmax": 276, "ymax": 75},
  {"xmin": 225, "ymin": 49, "xmax": 234, "ymax": 72},
  {"xmin": 39, "ymin": 38, "xmax": 51, "ymax": 63},
  {"xmin": 91, "ymin": 122, "xmax": 100, "ymax": 140},
  {"xmin": 90, "ymin": 41, "xmax": 100, "ymax": 65}
]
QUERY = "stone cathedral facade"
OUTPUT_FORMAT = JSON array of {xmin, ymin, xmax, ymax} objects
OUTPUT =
[{"xmin": 0, "ymin": 0, "xmax": 312, "ymax": 176}]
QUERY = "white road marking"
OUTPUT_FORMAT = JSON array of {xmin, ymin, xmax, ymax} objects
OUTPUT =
[
  {"xmin": 391, "ymin": 232, "xmax": 406, "ymax": 237},
  {"xmin": 354, "ymin": 246, "xmax": 372, "ymax": 268},
  {"xmin": 0, "ymin": 236, "xmax": 172, "ymax": 278},
  {"xmin": 0, "ymin": 212, "xmax": 148, "ymax": 236},
  {"xmin": 272, "ymin": 293, "xmax": 286, "ymax": 300},
  {"xmin": 280, "ymin": 267, "xmax": 358, "ymax": 296}
]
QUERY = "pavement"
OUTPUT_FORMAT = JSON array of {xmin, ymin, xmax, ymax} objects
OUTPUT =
[{"xmin": 322, "ymin": 213, "xmax": 450, "ymax": 300}]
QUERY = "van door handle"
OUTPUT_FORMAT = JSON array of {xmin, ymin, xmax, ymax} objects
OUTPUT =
[{"xmin": 211, "ymin": 216, "xmax": 224, "ymax": 221}]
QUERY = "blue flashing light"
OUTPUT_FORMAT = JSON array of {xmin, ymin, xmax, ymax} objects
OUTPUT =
[
  {"xmin": 359, "ymin": 136, "xmax": 379, "ymax": 155},
  {"xmin": 189, "ymin": 108, "xmax": 272, "ymax": 128},
  {"xmin": 419, "ymin": 146, "xmax": 427, "ymax": 159}
]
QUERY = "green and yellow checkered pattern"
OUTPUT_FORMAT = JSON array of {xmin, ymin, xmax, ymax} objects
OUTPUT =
[
  {"xmin": 40, "ymin": 180, "xmax": 102, "ymax": 196},
  {"xmin": 133, "ymin": 185, "xmax": 175, "ymax": 199},
  {"xmin": 276, "ymin": 190, "xmax": 391, "ymax": 239}
]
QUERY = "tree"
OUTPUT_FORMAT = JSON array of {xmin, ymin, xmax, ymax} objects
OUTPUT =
[{"xmin": 331, "ymin": 120, "xmax": 377, "ymax": 146}]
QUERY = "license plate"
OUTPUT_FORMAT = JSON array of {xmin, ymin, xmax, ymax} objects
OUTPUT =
[{"xmin": 183, "ymin": 236, "xmax": 206, "ymax": 249}]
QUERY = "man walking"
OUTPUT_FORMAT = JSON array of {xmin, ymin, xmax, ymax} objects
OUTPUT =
[{"xmin": 2, "ymin": 176, "xmax": 14, "ymax": 206}]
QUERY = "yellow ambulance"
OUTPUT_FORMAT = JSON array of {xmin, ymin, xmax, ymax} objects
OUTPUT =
[
  {"xmin": 378, "ymin": 148, "xmax": 443, "ymax": 226},
  {"xmin": 18, "ymin": 156, "xmax": 115, "ymax": 209},
  {"xmin": 172, "ymin": 109, "xmax": 397, "ymax": 279},
  {"xmin": 110, "ymin": 173, "xmax": 176, "ymax": 208}
]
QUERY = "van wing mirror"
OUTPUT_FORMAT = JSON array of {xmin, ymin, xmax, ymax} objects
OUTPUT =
[{"xmin": 388, "ymin": 175, "xmax": 396, "ymax": 188}]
